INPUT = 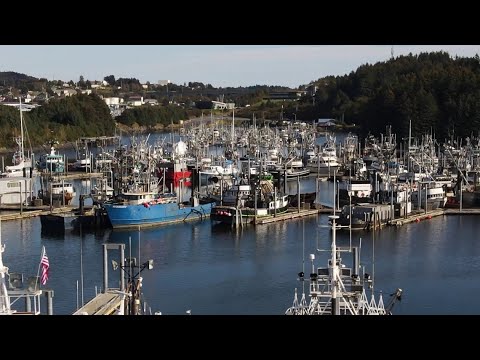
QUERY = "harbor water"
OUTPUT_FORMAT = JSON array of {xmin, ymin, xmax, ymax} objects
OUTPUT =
[
  {"xmin": 2, "ymin": 177, "xmax": 479, "ymax": 315},
  {"xmin": 2, "ymin": 130, "xmax": 479, "ymax": 315}
]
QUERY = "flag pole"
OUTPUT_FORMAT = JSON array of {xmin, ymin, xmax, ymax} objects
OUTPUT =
[{"xmin": 35, "ymin": 246, "xmax": 44, "ymax": 290}]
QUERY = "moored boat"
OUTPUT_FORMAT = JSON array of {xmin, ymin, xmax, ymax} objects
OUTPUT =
[{"xmin": 103, "ymin": 191, "xmax": 214, "ymax": 229}]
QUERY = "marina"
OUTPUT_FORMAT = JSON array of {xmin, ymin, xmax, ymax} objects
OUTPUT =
[
  {"xmin": 2, "ymin": 125, "xmax": 480, "ymax": 315},
  {"xmin": 4, "ymin": 45, "xmax": 480, "ymax": 317}
]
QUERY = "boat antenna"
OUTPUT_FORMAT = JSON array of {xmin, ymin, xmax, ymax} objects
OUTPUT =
[
  {"xmin": 19, "ymin": 97, "xmax": 24, "ymax": 162},
  {"xmin": 333, "ymin": 169, "xmax": 336, "ymax": 212},
  {"xmin": 302, "ymin": 219, "xmax": 305, "ymax": 295},
  {"xmin": 138, "ymin": 226, "xmax": 142, "ymax": 314},
  {"xmin": 138, "ymin": 226, "xmax": 141, "ymax": 276},
  {"xmin": 349, "ymin": 193, "xmax": 352, "ymax": 252},
  {"xmin": 0, "ymin": 220, "xmax": 12, "ymax": 314},
  {"xmin": 80, "ymin": 222, "xmax": 85, "ymax": 306},
  {"xmin": 129, "ymin": 236, "xmax": 132, "ymax": 290},
  {"xmin": 328, "ymin": 172, "xmax": 340, "ymax": 315},
  {"xmin": 329, "ymin": 211, "xmax": 340, "ymax": 315},
  {"xmin": 372, "ymin": 220, "xmax": 375, "ymax": 297}
]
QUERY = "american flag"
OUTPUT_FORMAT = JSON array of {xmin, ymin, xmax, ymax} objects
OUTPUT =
[{"xmin": 40, "ymin": 246, "xmax": 49, "ymax": 285}]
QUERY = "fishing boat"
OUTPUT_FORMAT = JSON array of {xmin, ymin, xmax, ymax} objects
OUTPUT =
[
  {"xmin": 103, "ymin": 191, "xmax": 214, "ymax": 229},
  {"xmin": 338, "ymin": 179, "xmax": 373, "ymax": 206},
  {"xmin": 269, "ymin": 165, "xmax": 310, "ymax": 179},
  {"xmin": 210, "ymin": 179, "xmax": 289, "ymax": 226},
  {"xmin": 410, "ymin": 182, "xmax": 447, "ymax": 210},
  {"xmin": 38, "ymin": 177, "xmax": 76, "ymax": 206},
  {"xmin": 73, "ymin": 242, "xmax": 153, "ymax": 315},
  {"xmin": 90, "ymin": 177, "xmax": 114, "ymax": 202},
  {"xmin": 1, "ymin": 98, "xmax": 36, "ymax": 178},
  {"xmin": 285, "ymin": 214, "xmax": 402, "ymax": 315},
  {"xmin": 306, "ymin": 135, "xmax": 340, "ymax": 176},
  {"xmin": 0, "ymin": 177, "xmax": 35, "ymax": 206},
  {"xmin": 37, "ymin": 140, "xmax": 65, "ymax": 174},
  {"xmin": 284, "ymin": 181, "xmax": 402, "ymax": 315}
]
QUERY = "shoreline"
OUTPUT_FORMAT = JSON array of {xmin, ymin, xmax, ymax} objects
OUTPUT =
[{"xmin": 0, "ymin": 118, "xmax": 355, "ymax": 156}]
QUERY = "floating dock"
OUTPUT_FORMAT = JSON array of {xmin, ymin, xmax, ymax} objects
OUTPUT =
[
  {"xmin": 0, "ymin": 206, "xmax": 73, "ymax": 221},
  {"xmin": 388, "ymin": 208, "xmax": 480, "ymax": 227},
  {"xmin": 444, "ymin": 208, "xmax": 480, "ymax": 215},
  {"xmin": 254, "ymin": 208, "xmax": 321, "ymax": 225},
  {"xmin": 388, "ymin": 209, "xmax": 444, "ymax": 226}
]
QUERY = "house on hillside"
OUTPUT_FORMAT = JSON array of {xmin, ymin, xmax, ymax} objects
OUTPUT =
[
  {"xmin": 34, "ymin": 92, "xmax": 49, "ymax": 103},
  {"xmin": 144, "ymin": 98, "xmax": 158, "ymax": 106},
  {"xmin": 53, "ymin": 88, "xmax": 78, "ymax": 97},
  {"xmin": 264, "ymin": 90, "xmax": 307, "ymax": 101},
  {"xmin": 127, "ymin": 95, "xmax": 143, "ymax": 106}
]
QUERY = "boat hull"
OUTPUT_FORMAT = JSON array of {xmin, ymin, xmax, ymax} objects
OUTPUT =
[
  {"xmin": 103, "ymin": 201, "xmax": 213, "ymax": 229},
  {"xmin": 210, "ymin": 204, "xmax": 289, "ymax": 225}
]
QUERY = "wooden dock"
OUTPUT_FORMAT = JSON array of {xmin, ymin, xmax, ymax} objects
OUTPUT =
[
  {"xmin": 0, "ymin": 206, "xmax": 74, "ymax": 221},
  {"xmin": 254, "ymin": 208, "xmax": 320, "ymax": 225},
  {"xmin": 388, "ymin": 209, "xmax": 444, "ymax": 226},
  {"xmin": 388, "ymin": 207, "xmax": 480, "ymax": 227},
  {"xmin": 444, "ymin": 208, "xmax": 480, "ymax": 215},
  {"xmin": 72, "ymin": 291, "xmax": 124, "ymax": 315},
  {"xmin": 317, "ymin": 208, "xmax": 341, "ymax": 214}
]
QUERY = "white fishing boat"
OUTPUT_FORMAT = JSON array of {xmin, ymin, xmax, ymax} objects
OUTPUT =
[
  {"xmin": 38, "ymin": 177, "xmax": 76, "ymax": 206},
  {"xmin": 0, "ymin": 177, "xmax": 35, "ymax": 206},
  {"xmin": 37, "ymin": 140, "xmax": 65, "ymax": 174},
  {"xmin": 285, "ymin": 182, "xmax": 402, "ymax": 315},
  {"xmin": 1, "ymin": 98, "xmax": 36, "ymax": 178}
]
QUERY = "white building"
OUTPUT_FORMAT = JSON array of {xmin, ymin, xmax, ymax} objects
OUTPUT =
[
  {"xmin": 144, "ymin": 99, "xmax": 158, "ymax": 106},
  {"xmin": 127, "ymin": 96, "xmax": 143, "ymax": 107},
  {"xmin": 104, "ymin": 97, "xmax": 123, "ymax": 106},
  {"xmin": 158, "ymin": 80, "xmax": 171, "ymax": 86}
]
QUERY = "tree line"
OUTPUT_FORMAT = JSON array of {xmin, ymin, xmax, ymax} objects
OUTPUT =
[
  {"xmin": 299, "ymin": 51, "xmax": 480, "ymax": 140},
  {"xmin": 0, "ymin": 93, "xmax": 115, "ymax": 149}
]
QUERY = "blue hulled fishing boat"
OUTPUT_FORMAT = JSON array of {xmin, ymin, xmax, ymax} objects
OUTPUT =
[{"xmin": 103, "ymin": 191, "xmax": 213, "ymax": 229}]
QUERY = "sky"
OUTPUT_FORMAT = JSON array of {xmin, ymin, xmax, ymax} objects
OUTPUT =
[{"xmin": 1, "ymin": 45, "xmax": 479, "ymax": 88}]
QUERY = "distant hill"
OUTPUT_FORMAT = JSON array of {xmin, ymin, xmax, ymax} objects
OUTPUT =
[
  {"xmin": 0, "ymin": 71, "xmax": 40, "ymax": 86},
  {"xmin": 309, "ymin": 51, "xmax": 480, "ymax": 140},
  {"xmin": 239, "ymin": 51, "xmax": 480, "ymax": 140},
  {"xmin": 0, "ymin": 93, "xmax": 115, "ymax": 149},
  {"xmin": 8, "ymin": 55, "xmax": 480, "ymax": 142}
]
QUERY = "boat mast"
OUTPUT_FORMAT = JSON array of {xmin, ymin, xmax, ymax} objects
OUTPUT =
[
  {"xmin": 408, "ymin": 119, "xmax": 412, "ymax": 172},
  {"xmin": 231, "ymin": 108, "xmax": 235, "ymax": 150},
  {"xmin": 0, "ymin": 220, "xmax": 12, "ymax": 314},
  {"xmin": 19, "ymin": 97, "xmax": 25, "ymax": 161},
  {"xmin": 330, "ymin": 176, "xmax": 340, "ymax": 315}
]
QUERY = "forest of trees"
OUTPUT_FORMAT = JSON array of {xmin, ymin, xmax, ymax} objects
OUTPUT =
[
  {"xmin": 239, "ymin": 52, "xmax": 480, "ymax": 141},
  {"xmin": 115, "ymin": 105, "xmax": 201, "ymax": 128},
  {"xmin": 296, "ymin": 51, "xmax": 480, "ymax": 140},
  {"xmin": 0, "ymin": 93, "xmax": 115, "ymax": 149}
]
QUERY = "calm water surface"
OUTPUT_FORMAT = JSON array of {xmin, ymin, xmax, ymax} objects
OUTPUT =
[{"xmin": 2, "ymin": 196, "xmax": 479, "ymax": 315}]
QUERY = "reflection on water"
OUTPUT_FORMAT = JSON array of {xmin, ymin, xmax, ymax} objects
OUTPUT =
[{"xmin": 2, "ymin": 213, "xmax": 480, "ymax": 315}]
